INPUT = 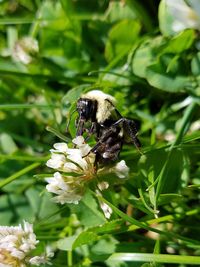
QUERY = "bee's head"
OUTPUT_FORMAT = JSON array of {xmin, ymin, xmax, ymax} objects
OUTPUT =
[{"xmin": 77, "ymin": 98, "xmax": 97, "ymax": 122}]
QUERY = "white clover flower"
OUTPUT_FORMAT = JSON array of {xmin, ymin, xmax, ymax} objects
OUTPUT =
[
  {"xmin": 46, "ymin": 136, "xmax": 96, "ymax": 205},
  {"xmin": 46, "ymin": 136, "xmax": 130, "ymax": 205},
  {"xmin": 0, "ymin": 221, "xmax": 52, "ymax": 267},
  {"xmin": 159, "ymin": 0, "xmax": 200, "ymax": 35},
  {"xmin": 12, "ymin": 37, "xmax": 39, "ymax": 64}
]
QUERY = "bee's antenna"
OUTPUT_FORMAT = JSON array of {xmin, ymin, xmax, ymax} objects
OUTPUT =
[{"xmin": 66, "ymin": 109, "xmax": 76, "ymax": 133}]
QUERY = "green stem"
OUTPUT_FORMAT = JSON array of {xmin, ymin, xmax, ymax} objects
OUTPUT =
[
  {"xmin": 67, "ymin": 229, "xmax": 73, "ymax": 267},
  {"xmin": 127, "ymin": 208, "xmax": 199, "ymax": 232}
]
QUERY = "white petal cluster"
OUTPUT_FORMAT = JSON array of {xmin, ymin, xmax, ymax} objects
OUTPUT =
[
  {"xmin": 46, "ymin": 136, "xmax": 96, "ymax": 205},
  {"xmin": 98, "ymin": 160, "xmax": 130, "ymax": 179},
  {"xmin": 112, "ymin": 160, "xmax": 130, "ymax": 179},
  {"xmin": 46, "ymin": 172, "xmax": 84, "ymax": 204},
  {"xmin": 46, "ymin": 136, "xmax": 95, "ymax": 174},
  {"xmin": 12, "ymin": 37, "xmax": 39, "ymax": 64},
  {"xmin": 0, "ymin": 221, "xmax": 51, "ymax": 267},
  {"xmin": 46, "ymin": 136, "xmax": 130, "ymax": 205}
]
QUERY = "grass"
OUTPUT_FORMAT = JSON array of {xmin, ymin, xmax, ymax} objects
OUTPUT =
[{"xmin": 0, "ymin": 0, "xmax": 200, "ymax": 266}]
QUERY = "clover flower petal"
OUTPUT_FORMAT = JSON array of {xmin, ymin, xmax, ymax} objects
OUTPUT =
[
  {"xmin": 53, "ymin": 142, "xmax": 68, "ymax": 153},
  {"xmin": 46, "ymin": 154, "xmax": 66, "ymax": 169}
]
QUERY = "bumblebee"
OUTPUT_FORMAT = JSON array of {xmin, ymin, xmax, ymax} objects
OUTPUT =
[{"xmin": 76, "ymin": 90, "xmax": 141, "ymax": 163}]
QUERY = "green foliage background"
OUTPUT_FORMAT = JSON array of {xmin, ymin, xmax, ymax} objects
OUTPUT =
[{"xmin": 0, "ymin": 0, "xmax": 200, "ymax": 266}]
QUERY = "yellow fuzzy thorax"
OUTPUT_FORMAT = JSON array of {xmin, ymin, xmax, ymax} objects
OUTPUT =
[{"xmin": 81, "ymin": 90, "xmax": 116, "ymax": 123}]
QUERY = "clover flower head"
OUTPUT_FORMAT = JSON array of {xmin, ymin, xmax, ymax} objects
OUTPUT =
[
  {"xmin": 46, "ymin": 136, "xmax": 130, "ymax": 205},
  {"xmin": 13, "ymin": 36, "xmax": 39, "ymax": 64},
  {"xmin": 0, "ymin": 221, "xmax": 52, "ymax": 267}
]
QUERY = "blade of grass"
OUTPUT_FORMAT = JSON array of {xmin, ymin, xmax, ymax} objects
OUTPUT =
[
  {"xmin": 108, "ymin": 253, "xmax": 200, "ymax": 265},
  {"xmin": 95, "ymin": 193, "xmax": 200, "ymax": 245},
  {"xmin": 172, "ymin": 101, "xmax": 197, "ymax": 147},
  {"xmin": 0, "ymin": 104, "xmax": 57, "ymax": 109},
  {"xmin": 0, "ymin": 69, "xmax": 76, "ymax": 83},
  {"xmin": 155, "ymin": 101, "xmax": 196, "ymax": 201},
  {"xmin": 95, "ymin": 193, "xmax": 173, "ymax": 237},
  {"xmin": 0, "ymin": 154, "xmax": 48, "ymax": 162},
  {"xmin": 0, "ymin": 162, "xmax": 41, "ymax": 188}
]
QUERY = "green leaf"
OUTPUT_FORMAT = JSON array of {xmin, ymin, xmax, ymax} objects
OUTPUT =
[
  {"xmin": 57, "ymin": 235, "xmax": 77, "ymax": 251},
  {"xmin": 91, "ymin": 237, "xmax": 118, "ymax": 258},
  {"xmin": 0, "ymin": 193, "xmax": 35, "ymax": 224},
  {"xmin": 71, "ymin": 191, "xmax": 106, "ymax": 227},
  {"xmin": 161, "ymin": 29, "xmax": 195, "ymax": 54},
  {"xmin": 62, "ymin": 84, "xmax": 89, "ymax": 105},
  {"xmin": 73, "ymin": 231, "xmax": 99, "ymax": 249},
  {"xmin": 157, "ymin": 194, "xmax": 182, "ymax": 205},
  {"xmin": 132, "ymin": 36, "xmax": 164, "ymax": 78},
  {"xmin": 146, "ymin": 55, "xmax": 190, "ymax": 92},
  {"xmin": 26, "ymin": 188, "xmax": 60, "ymax": 221},
  {"xmin": 105, "ymin": 19, "xmax": 141, "ymax": 62},
  {"xmin": 72, "ymin": 219, "xmax": 125, "ymax": 248}
]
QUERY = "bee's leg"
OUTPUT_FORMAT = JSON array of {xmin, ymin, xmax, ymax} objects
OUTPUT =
[
  {"xmin": 90, "ymin": 140, "xmax": 104, "ymax": 154},
  {"xmin": 112, "ymin": 118, "xmax": 141, "ymax": 149},
  {"xmin": 85, "ymin": 122, "xmax": 99, "ymax": 141},
  {"xmin": 76, "ymin": 118, "xmax": 85, "ymax": 136},
  {"xmin": 124, "ymin": 119, "xmax": 141, "ymax": 149},
  {"xmin": 102, "ymin": 142, "xmax": 122, "ymax": 161},
  {"xmin": 89, "ymin": 129, "xmax": 113, "ymax": 154}
]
